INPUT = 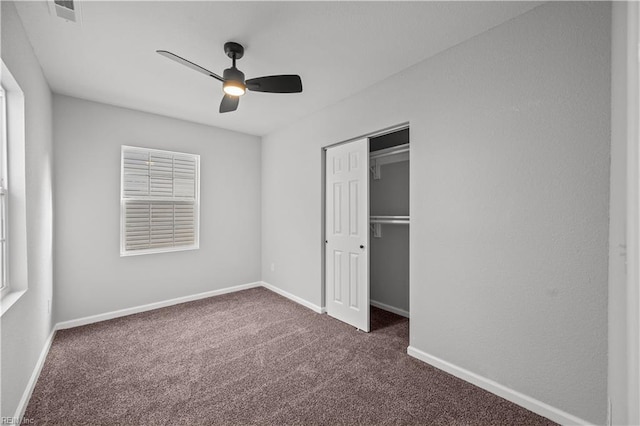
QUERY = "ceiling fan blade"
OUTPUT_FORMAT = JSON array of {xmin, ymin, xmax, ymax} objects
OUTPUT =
[
  {"xmin": 219, "ymin": 94, "xmax": 239, "ymax": 113},
  {"xmin": 246, "ymin": 75, "xmax": 303, "ymax": 93},
  {"xmin": 157, "ymin": 50, "xmax": 223, "ymax": 82}
]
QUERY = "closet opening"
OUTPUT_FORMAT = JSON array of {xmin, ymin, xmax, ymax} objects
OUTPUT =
[
  {"xmin": 369, "ymin": 128, "xmax": 410, "ymax": 321},
  {"xmin": 324, "ymin": 126, "xmax": 409, "ymax": 332}
]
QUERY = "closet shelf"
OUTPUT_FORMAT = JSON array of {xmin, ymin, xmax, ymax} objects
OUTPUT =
[
  {"xmin": 369, "ymin": 143, "xmax": 409, "ymax": 180},
  {"xmin": 370, "ymin": 216, "xmax": 409, "ymax": 238}
]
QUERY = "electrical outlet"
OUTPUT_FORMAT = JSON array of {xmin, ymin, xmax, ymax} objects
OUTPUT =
[{"xmin": 270, "ymin": 263, "xmax": 275, "ymax": 272}]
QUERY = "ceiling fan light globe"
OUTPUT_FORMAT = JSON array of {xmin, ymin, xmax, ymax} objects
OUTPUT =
[{"xmin": 223, "ymin": 82, "xmax": 246, "ymax": 96}]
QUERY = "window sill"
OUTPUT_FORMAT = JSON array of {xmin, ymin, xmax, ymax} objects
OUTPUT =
[
  {"xmin": 120, "ymin": 245, "xmax": 199, "ymax": 257},
  {"xmin": 1, "ymin": 289, "xmax": 27, "ymax": 317}
]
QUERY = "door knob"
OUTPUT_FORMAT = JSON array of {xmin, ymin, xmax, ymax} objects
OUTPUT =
[{"xmin": 360, "ymin": 245, "xmax": 365, "ymax": 249}]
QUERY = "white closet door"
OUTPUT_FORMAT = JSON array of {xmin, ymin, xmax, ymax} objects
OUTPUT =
[{"xmin": 325, "ymin": 138, "xmax": 369, "ymax": 332}]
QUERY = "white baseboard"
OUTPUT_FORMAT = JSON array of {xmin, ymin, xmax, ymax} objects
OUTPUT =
[
  {"xmin": 406, "ymin": 346, "xmax": 591, "ymax": 426},
  {"xmin": 13, "ymin": 327, "xmax": 56, "ymax": 422},
  {"xmin": 261, "ymin": 281, "xmax": 325, "ymax": 314},
  {"xmin": 56, "ymin": 281, "xmax": 263, "ymax": 330},
  {"xmin": 370, "ymin": 299, "xmax": 409, "ymax": 318}
]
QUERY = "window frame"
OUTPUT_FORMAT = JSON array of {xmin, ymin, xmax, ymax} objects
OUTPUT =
[
  {"xmin": 0, "ymin": 59, "xmax": 28, "ymax": 315},
  {"xmin": 120, "ymin": 145, "xmax": 200, "ymax": 257}
]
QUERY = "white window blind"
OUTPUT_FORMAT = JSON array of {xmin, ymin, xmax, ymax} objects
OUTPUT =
[{"xmin": 120, "ymin": 146, "xmax": 200, "ymax": 256}]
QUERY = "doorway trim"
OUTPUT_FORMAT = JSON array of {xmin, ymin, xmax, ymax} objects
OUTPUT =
[
  {"xmin": 320, "ymin": 122, "xmax": 410, "ymax": 317},
  {"xmin": 626, "ymin": 2, "xmax": 640, "ymax": 424}
]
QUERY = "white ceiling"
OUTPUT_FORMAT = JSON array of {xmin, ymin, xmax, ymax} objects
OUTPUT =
[{"xmin": 15, "ymin": 1, "xmax": 541, "ymax": 136}]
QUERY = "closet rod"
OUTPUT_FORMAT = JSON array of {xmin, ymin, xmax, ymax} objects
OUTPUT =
[
  {"xmin": 370, "ymin": 216, "xmax": 409, "ymax": 237},
  {"xmin": 370, "ymin": 215, "xmax": 410, "ymax": 224}
]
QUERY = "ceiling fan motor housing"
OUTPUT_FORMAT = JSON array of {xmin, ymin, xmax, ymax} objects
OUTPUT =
[
  {"xmin": 222, "ymin": 66, "xmax": 246, "ymax": 96},
  {"xmin": 223, "ymin": 67, "xmax": 245, "ymax": 84}
]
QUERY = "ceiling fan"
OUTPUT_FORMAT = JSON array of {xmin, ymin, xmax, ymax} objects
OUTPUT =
[{"xmin": 157, "ymin": 42, "xmax": 303, "ymax": 113}]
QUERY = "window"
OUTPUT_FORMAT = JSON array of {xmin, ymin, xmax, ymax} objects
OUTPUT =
[
  {"xmin": 0, "ymin": 85, "xmax": 7, "ymax": 296},
  {"xmin": 120, "ymin": 146, "xmax": 200, "ymax": 256},
  {"xmin": 0, "ymin": 59, "xmax": 27, "ymax": 313}
]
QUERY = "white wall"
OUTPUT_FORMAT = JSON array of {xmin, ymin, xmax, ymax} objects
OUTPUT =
[
  {"xmin": 261, "ymin": 2, "xmax": 610, "ymax": 424},
  {"xmin": 1, "ymin": 1, "xmax": 54, "ymax": 418},
  {"xmin": 53, "ymin": 95, "xmax": 261, "ymax": 322}
]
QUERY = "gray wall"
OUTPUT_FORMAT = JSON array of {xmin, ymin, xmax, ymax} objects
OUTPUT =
[
  {"xmin": 370, "ymin": 160, "xmax": 409, "ymax": 313},
  {"xmin": 261, "ymin": 2, "xmax": 610, "ymax": 423},
  {"xmin": 1, "ymin": 1, "xmax": 54, "ymax": 418},
  {"xmin": 53, "ymin": 95, "xmax": 261, "ymax": 323}
]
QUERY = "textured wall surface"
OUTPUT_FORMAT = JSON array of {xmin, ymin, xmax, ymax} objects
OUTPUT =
[
  {"xmin": 53, "ymin": 95, "xmax": 261, "ymax": 322},
  {"xmin": 261, "ymin": 3, "xmax": 610, "ymax": 423}
]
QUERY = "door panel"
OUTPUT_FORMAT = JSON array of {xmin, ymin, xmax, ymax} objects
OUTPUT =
[
  {"xmin": 325, "ymin": 139, "xmax": 369, "ymax": 331},
  {"xmin": 333, "ymin": 250, "xmax": 342, "ymax": 303},
  {"xmin": 349, "ymin": 253, "xmax": 359, "ymax": 308},
  {"xmin": 333, "ymin": 183, "xmax": 342, "ymax": 234}
]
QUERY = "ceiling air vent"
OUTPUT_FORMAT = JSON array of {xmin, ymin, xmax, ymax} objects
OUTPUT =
[{"xmin": 48, "ymin": 0, "xmax": 82, "ymax": 23}]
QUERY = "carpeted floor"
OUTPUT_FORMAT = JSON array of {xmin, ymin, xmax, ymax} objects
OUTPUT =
[{"xmin": 24, "ymin": 287, "xmax": 556, "ymax": 425}]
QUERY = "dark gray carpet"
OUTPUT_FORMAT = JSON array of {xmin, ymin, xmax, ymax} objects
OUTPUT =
[{"xmin": 25, "ymin": 287, "xmax": 556, "ymax": 425}]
